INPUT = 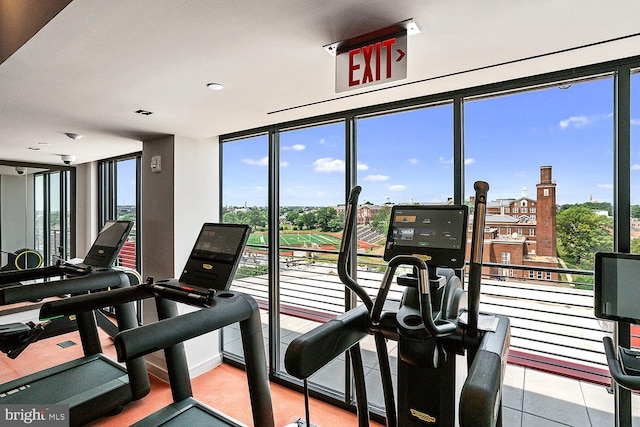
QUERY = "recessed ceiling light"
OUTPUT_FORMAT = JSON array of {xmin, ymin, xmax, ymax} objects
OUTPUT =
[
  {"xmin": 206, "ymin": 83, "xmax": 224, "ymax": 91},
  {"xmin": 28, "ymin": 146, "xmax": 41, "ymax": 151},
  {"xmin": 65, "ymin": 132, "xmax": 82, "ymax": 140},
  {"xmin": 38, "ymin": 142, "xmax": 49, "ymax": 146},
  {"xmin": 135, "ymin": 109, "xmax": 154, "ymax": 115}
]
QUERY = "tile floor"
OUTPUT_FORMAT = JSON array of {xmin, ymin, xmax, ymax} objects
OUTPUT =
[{"xmin": 223, "ymin": 313, "xmax": 640, "ymax": 426}]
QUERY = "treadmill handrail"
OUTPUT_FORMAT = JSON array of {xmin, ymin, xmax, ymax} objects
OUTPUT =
[
  {"xmin": 0, "ymin": 269, "xmax": 130, "ymax": 305},
  {"xmin": 0, "ymin": 265, "xmax": 62, "ymax": 286},
  {"xmin": 40, "ymin": 285, "xmax": 152, "ymax": 319},
  {"xmin": 115, "ymin": 293, "xmax": 254, "ymax": 361}
]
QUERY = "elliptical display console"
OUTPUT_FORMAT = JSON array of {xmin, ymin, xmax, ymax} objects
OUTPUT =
[{"xmin": 384, "ymin": 205, "xmax": 468, "ymax": 268}]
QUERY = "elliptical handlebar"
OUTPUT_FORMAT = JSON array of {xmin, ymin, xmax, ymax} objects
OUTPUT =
[
  {"xmin": 467, "ymin": 180, "xmax": 489, "ymax": 339},
  {"xmin": 337, "ymin": 186, "xmax": 373, "ymax": 311},
  {"xmin": 399, "ymin": 255, "xmax": 458, "ymax": 339}
]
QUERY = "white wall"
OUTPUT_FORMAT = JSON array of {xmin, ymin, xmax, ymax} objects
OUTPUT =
[
  {"xmin": 75, "ymin": 162, "xmax": 99, "ymax": 258},
  {"xmin": 141, "ymin": 134, "xmax": 222, "ymax": 380},
  {"xmin": 173, "ymin": 135, "xmax": 219, "ymax": 276}
]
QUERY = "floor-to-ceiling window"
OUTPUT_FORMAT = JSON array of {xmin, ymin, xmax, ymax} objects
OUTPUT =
[
  {"xmin": 220, "ymin": 134, "xmax": 270, "ymax": 361},
  {"xmin": 278, "ymin": 121, "xmax": 347, "ymax": 391},
  {"xmin": 220, "ymin": 57, "xmax": 640, "ymax": 418},
  {"xmin": 98, "ymin": 154, "xmax": 141, "ymax": 270},
  {"xmin": 33, "ymin": 169, "xmax": 74, "ymax": 264},
  {"xmin": 464, "ymin": 76, "xmax": 615, "ymax": 370}
]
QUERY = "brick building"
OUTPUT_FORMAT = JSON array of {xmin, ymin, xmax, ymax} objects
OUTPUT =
[{"xmin": 469, "ymin": 165, "xmax": 558, "ymax": 282}]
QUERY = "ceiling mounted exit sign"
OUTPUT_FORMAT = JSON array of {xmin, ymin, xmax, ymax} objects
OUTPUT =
[{"xmin": 325, "ymin": 19, "xmax": 419, "ymax": 93}]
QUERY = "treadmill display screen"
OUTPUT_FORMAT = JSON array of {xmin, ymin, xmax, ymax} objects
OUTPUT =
[
  {"xmin": 179, "ymin": 223, "xmax": 251, "ymax": 290},
  {"xmin": 83, "ymin": 220, "xmax": 133, "ymax": 268},
  {"xmin": 191, "ymin": 224, "xmax": 250, "ymax": 262},
  {"xmin": 93, "ymin": 221, "xmax": 132, "ymax": 248},
  {"xmin": 595, "ymin": 252, "xmax": 640, "ymax": 324},
  {"xmin": 384, "ymin": 205, "xmax": 468, "ymax": 268}
]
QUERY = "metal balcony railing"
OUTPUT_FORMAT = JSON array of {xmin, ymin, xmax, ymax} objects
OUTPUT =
[{"xmin": 229, "ymin": 244, "xmax": 612, "ymax": 385}]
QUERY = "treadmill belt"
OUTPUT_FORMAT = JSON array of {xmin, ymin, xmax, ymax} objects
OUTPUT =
[
  {"xmin": 133, "ymin": 399, "xmax": 243, "ymax": 427},
  {"xmin": 161, "ymin": 407, "xmax": 232, "ymax": 427},
  {"xmin": 0, "ymin": 356, "xmax": 127, "ymax": 405}
]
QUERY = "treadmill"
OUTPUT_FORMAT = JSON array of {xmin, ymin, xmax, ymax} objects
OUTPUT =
[
  {"xmin": 0, "ymin": 220, "xmax": 136, "ymax": 356},
  {"xmin": 0, "ymin": 219, "xmax": 133, "ymax": 287},
  {"xmin": 41, "ymin": 223, "xmax": 275, "ymax": 427},
  {"xmin": 0, "ymin": 222, "xmax": 150, "ymax": 427}
]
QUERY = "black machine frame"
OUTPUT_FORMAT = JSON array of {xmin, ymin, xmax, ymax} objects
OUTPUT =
[
  {"xmin": 285, "ymin": 183, "xmax": 510, "ymax": 427},
  {"xmin": 41, "ymin": 284, "xmax": 274, "ymax": 427},
  {"xmin": 0, "ymin": 269, "xmax": 150, "ymax": 426}
]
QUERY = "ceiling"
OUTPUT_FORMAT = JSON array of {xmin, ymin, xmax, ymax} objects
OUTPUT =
[{"xmin": 1, "ymin": 0, "xmax": 639, "ymax": 167}]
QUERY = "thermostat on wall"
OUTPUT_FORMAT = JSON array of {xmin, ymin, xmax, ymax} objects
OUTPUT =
[{"xmin": 151, "ymin": 155, "xmax": 162, "ymax": 173}]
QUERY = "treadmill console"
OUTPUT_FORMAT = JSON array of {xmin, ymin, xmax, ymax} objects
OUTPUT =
[
  {"xmin": 384, "ymin": 205, "xmax": 468, "ymax": 269},
  {"xmin": 179, "ymin": 223, "xmax": 251, "ymax": 291},
  {"xmin": 83, "ymin": 220, "xmax": 134, "ymax": 268}
]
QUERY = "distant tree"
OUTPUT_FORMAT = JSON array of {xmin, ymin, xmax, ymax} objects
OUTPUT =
[
  {"xmin": 556, "ymin": 206, "xmax": 612, "ymax": 266},
  {"xmin": 302, "ymin": 212, "xmax": 316, "ymax": 230},
  {"xmin": 246, "ymin": 208, "xmax": 268, "ymax": 229},
  {"xmin": 558, "ymin": 202, "xmax": 613, "ymax": 216},
  {"xmin": 632, "ymin": 205, "xmax": 640, "ymax": 219},
  {"xmin": 223, "ymin": 211, "xmax": 239, "ymax": 224},
  {"xmin": 286, "ymin": 211, "xmax": 301, "ymax": 223},
  {"xmin": 371, "ymin": 206, "xmax": 392, "ymax": 235},
  {"xmin": 315, "ymin": 207, "xmax": 338, "ymax": 231},
  {"xmin": 327, "ymin": 216, "xmax": 344, "ymax": 232}
]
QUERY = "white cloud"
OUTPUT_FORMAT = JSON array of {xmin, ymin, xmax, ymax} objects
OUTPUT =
[
  {"xmin": 559, "ymin": 113, "xmax": 612, "ymax": 129},
  {"xmin": 559, "ymin": 116, "xmax": 589, "ymax": 129},
  {"xmin": 319, "ymin": 138, "xmax": 326, "ymax": 145},
  {"xmin": 388, "ymin": 184, "xmax": 406, "ymax": 191},
  {"xmin": 242, "ymin": 156, "xmax": 268, "ymax": 166},
  {"xmin": 598, "ymin": 184, "xmax": 613, "ymax": 189},
  {"xmin": 313, "ymin": 157, "xmax": 344, "ymax": 172},
  {"xmin": 439, "ymin": 157, "xmax": 475, "ymax": 165},
  {"xmin": 632, "ymin": 118, "xmax": 640, "ymax": 126},
  {"xmin": 357, "ymin": 162, "xmax": 369, "ymax": 171},
  {"xmin": 280, "ymin": 161, "xmax": 290, "ymax": 167},
  {"xmin": 632, "ymin": 164, "xmax": 640, "ymax": 170},
  {"xmin": 408, "ymin": 158, "xmax": 418, "ymax": 164},
  {"xmin": 364, "ymin": 174, "xmax": 389, "ymax": 181},
  {"xmin": 282, "ymin": 144, "xmax": 306, "ymax": 151}
]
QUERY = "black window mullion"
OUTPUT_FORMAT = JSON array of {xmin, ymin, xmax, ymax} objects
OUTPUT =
[
  {"xmin": 613, "ymin": 65, "xmax": 632, "ymax": 427},
  {"xmin": 268, "ymin": 128, "xmax": 281, "ymax": 376}
]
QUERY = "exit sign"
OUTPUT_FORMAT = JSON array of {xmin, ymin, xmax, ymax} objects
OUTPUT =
[
  {"xmin": 335, "ymin": 33, "xmax": 407, "ymax": 93},
  {"xmin": 325, "ymin": 20, "xmax": 419, "ymax": 93}
]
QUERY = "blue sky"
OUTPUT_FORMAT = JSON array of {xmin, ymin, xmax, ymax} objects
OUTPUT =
[{"xmin": 221, "ymin": 75, "xmax": 640, "ymax": 207}]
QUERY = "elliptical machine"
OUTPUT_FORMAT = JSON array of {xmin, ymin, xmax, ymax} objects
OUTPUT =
[{"xmin": 285, "ymin": 182, "xmax": 510, "ymax": 426}]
